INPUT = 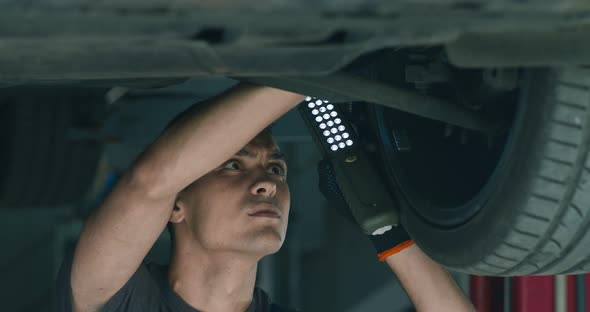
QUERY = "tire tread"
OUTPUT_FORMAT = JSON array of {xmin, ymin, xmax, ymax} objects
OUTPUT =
[{"xmin": 471, "ymin": 68, "xmax": 590, "ymax": 275}]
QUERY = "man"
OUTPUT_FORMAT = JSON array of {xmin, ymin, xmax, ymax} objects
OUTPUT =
[{"xmin": 56, "ymin": 83, "xmax": 475, "ymax": 312}]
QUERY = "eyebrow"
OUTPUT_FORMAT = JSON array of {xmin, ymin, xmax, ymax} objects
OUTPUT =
[{"xmin": 235, "ymin": 149, "xmax": 286, "ymax": 161}]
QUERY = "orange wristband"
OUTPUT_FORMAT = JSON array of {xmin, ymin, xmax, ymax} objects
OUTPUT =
[{"xmin": 377, "ymin": 240, "xmax": 415, "ymax": 262}]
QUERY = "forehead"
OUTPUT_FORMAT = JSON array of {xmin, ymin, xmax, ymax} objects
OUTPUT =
[
  {"xmin": 245, "ymin": 132, "xmax": 279, "ymax": 152},
  {"xmin": 235, "ymin": 132, "xmax": 286, "ymax": 163}
]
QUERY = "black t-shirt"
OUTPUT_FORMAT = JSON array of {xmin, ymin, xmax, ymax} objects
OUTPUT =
[{"xmin": 55, "ymin": 252, "xmax": 295, "ymax": 312}]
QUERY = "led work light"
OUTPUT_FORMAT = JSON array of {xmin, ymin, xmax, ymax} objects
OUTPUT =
[
  {"xmin": 299, "ymin": 97, "xmax": 400, "ymax": 235},
  {"xmin": 303, "ymin": 97, "xmax": 355, "ymax": 152}
]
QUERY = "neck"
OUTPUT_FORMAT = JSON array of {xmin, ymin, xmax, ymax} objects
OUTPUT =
[{"xmin": 168, "ymin": 239, "xmax": 260, "ymax": 312}]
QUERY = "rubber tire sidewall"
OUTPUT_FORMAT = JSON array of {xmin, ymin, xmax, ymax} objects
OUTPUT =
[{"xmin": 400, "ymin": 68, "xmax": 558, "ymax": 272}]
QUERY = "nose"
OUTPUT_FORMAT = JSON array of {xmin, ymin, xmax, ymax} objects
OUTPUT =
[{"xmin": 250, "ymin": 178, "xmax": 277, "ymax": 198}]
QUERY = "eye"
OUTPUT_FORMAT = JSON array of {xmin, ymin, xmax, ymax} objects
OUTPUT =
[
  {"xmin": 223, "ymin": 160, "xmax": 241, "ymax": 170},
  {"xmin": 269, "ymin": 164, "xmax": 286, "ymax": 176}
]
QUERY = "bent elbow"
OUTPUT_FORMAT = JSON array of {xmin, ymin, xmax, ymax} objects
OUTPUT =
[{"xmin": 123, "ymin": 163, "xmax": 174, "ymax": 200}]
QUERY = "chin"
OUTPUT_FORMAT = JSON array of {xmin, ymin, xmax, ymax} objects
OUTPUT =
[
  {"xmin": 263, "ymin": 240, "xmax": 284, "ymax": 255},
  {"xmin": 243, "ymin": 229, "xmax": 285, "ymax": 255}
]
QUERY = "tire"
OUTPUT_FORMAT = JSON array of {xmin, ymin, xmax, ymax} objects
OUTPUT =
[
  {"xmin": 373, "ymin": 67, "xmax": 590, "ymax": 275},
  {"xmin": 0, "ymin": 88, "xmax": 105, "ymax": 208}
]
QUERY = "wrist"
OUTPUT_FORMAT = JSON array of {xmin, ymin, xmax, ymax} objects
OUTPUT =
[
  {"xmin": 263, "ymin": 86, "xmax": 305, "ymax": 105},
  {"xmin": 368, "ymin": 224, "xmax": 413, "ymax": 261},
  {"xmin": 377, "ymin": 240, "xmax": 415, "ymax": 262}
]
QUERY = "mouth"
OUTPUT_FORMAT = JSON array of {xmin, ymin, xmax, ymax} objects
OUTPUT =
[{"xmin": 248, "ymin": 202, "xmax": 281, "ymax": 219}]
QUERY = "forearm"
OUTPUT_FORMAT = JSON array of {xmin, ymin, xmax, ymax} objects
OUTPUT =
[
  {"xmin": 132, "ymin": 83, "xmax": 304, "ymax": 198},
  {"xmin": 385, "ymin": 244, "xmax": 474, "ymax": 312}
]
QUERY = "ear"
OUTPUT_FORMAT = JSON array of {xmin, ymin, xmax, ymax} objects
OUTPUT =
[{"xmin": 169, "ymin": 197, "xmax": 187, "ymax": 224}]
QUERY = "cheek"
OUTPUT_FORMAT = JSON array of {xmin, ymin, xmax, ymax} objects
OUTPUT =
[
  {"xmin": 279, "ymin": 184, "xmax": 291, "ymax": 211},
  {"xmin": 185, "ymin": 178, "xmax": 240, "ymax": 225}
]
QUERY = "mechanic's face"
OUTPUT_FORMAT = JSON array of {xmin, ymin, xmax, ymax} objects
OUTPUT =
[{"xmin": 173, "ymin": 132, "xmax": 290, "ymax": 258}]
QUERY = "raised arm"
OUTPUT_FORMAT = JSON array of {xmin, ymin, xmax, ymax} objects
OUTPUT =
[
  {"xmin": 385, "ymin": 244, "xmax": 475, "ymax": 312},
  {"xmin": 70, "ymin": 83, "xmax": 303, "ymax": 312}
]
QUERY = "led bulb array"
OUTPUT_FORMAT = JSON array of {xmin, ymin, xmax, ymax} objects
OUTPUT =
[{"xmin": 304, "ymin": 96, "xmax": 354, "ymax": 152}]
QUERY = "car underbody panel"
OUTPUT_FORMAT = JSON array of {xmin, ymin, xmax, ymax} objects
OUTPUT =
[{"xmin": 1, "ymin": 0, "xmax": 590, "ymax": 87}]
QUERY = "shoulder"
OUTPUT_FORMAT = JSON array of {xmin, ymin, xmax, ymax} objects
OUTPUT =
[
  {"xmin": 55, "ymin": 250, "xmax": 163, "ymax": 312},
  {"xmin": 253, "ymin": 287, "xmax": 301, "ymax": 312},
  {"xmin": 270, "ymin": 303, "xmax": 301, "ymax": 312}
]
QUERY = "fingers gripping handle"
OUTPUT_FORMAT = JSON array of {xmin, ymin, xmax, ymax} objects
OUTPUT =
[{"xmin": 330, "ymin": 151, "xmax": 400, "ymax": 234}]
